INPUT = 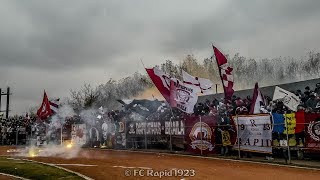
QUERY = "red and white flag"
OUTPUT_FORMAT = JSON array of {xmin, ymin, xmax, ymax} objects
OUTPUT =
[
  {"xmin": 182, "ymin": 70, "xmax": 213, "ymax": 94},
  {"xmin": 37, "ymin": 91, "xmax": 53, "ymax": 120},
  {"xmin": 213, "ymin": 45, "xmax": 234, "ymax": 100},
  {"xmin": 146, "ymin": 67, "xmax": 171, "ymax": 102},
  {"xmin": 169, "ymin": 78, "xmax": 198, "ymax": 114},
  {"xmin": 249, "ymin": 82, "xmax": 266, "ymax": 114}
]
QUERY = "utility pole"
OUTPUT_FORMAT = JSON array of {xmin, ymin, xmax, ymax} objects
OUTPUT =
[
  {"xmin": 6, "ymin": 87, "xmax": 10, "ymax": 119},
  {"xmin": 0, "ymin": 87, "xmax": 11, "ymax": 119}
]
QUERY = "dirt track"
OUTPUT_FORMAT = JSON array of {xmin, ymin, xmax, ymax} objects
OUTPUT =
[
  {"xmin": 1, "ymin": 146, "xmax": 320, "ymax": 180},
  {"xmin": 0, "ymin": 174, "xmax": 16, "ymax": 180}
]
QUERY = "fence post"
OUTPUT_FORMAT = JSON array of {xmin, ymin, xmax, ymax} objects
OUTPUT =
[
  {"xmin": 169, "ymin": 116, "xmax": 173, "ymax": 151},
  {"xmin": 124, "ymin": 120, "xmax": 127, "ymax": 150},
  {"xmin": 200, "ymin": 116, "xmax": 203, "ymax": 156},
  {"xmin": 284, "ymin": 114, "xmax": 291, "ymax": 164},
  {"xmin": 236, "ymin": 114, "xmax": 241, "ymax": 159},
  {"xmin": 16, "ymin": 126, "xmax": 19, "ymax": 145},
  {"xmin": 144, "ymin": 118, "xmax": 147, "ymax": 150}
]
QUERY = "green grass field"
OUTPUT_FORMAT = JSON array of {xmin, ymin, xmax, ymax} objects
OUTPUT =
[{"xmin": 0, "ymin": 157, "xmax": 83, "ymax": 180}]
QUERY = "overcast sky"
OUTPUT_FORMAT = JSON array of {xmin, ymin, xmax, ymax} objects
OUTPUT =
[{"xmin": 1, "ymin": 0, "xmax": 320, "ymax": 115}]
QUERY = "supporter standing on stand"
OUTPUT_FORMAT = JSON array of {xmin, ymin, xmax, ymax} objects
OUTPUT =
[
  {"xmin": 305, "ymin": 93, "xmax": 318, "ymax": 111},
  {"xmin": 315, "ymin": 83, "xmax": 320, "ymax": 95}
]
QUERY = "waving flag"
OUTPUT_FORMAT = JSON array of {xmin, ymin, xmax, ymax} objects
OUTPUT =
[
  {"xmin": 169, "ymin": 79, "xmax": 198, "ymax": 114},
  {"xmin": 213, "ymin": 45, "xmax": 234, "ymax": 100},
  {"xmin": 146, "ymin": 67, "xmax": 171, "ymax": 102},
  {"xmin": 250, "ymin": 82, "xmax": 266, "ymax": 114},
  {"xmin": 37, "ymin": 91, "xmax": 53, "ymax": 120},
  {"xmin": 273, "ymin": 86, "xmax": 300, "ymax": 111},
  {"xmin": 182, "ymin": 70, "xmax": 213, "ymax": 94}
]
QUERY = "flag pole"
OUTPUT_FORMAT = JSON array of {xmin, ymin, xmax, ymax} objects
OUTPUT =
[
  {"xmin": 211, "ymin": 44, "xmax": 227, "ymax": 101},
  {"xmin": 140, "ymin": 58, "xmax": 146, "ymax": 69},
  {"xmin": 169, "ymin": 108, "xmax": 173, "ymax": 152}
]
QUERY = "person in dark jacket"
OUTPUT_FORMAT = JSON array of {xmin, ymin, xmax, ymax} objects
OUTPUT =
[
  {"xmin": 305, "ymin": 93, "xmax": 318, "ymax": 111},
  {"xmin": 315, "ymin": 83, "xmax": 320, "ymax": 96}
]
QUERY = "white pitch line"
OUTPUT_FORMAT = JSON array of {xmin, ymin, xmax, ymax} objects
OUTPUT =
[
  {"xmin": 6, "ymin": 158, "xmax": 15, "ymax": 160},
  {"xmin": 112, "ymin": 165, "xmax": 152, "ymax": 169},
  {"xmin": 19, "ymin": 158, "xmax": 94, "ymax": 180},
  {"xmin": 0, "ymin": 172, "xmax": 30, "ymax": 180},
  {"xmin": 55, "ymin": 164, "xmax": 98, "ymax": 167}
]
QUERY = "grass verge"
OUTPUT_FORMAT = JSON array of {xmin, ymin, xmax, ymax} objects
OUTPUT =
[{"xmin": 0, "ymin": 157, "xmax": 83, "ymax": 180}]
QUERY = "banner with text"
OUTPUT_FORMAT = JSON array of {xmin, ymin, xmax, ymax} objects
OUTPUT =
[
  {"xmin": 126, "ymin": 119, "xmax": 185, "ymax": 137},
  {"xmin": 233, "ymin": 114, "xmax": 272, "ymax": 154}
]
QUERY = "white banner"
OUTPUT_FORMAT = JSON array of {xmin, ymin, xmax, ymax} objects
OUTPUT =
[
  {"xmin": 273, "ymin": 86, "xmax": 300, "ymax": 111},
  {"xmin": 233, "ymin": 115, "xmax": 272, "ymax": 153},
  {"xmin": 182, "ymin": 70, "xmax": 213, "ymax": 94},
  {"xmin": 71, "ymin": 124, "xmax": 87, "ymax": 146}
]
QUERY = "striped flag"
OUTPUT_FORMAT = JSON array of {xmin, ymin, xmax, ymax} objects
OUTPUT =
[{"xmin": 182, "ymin": 70, "xmax": 213, "ymax": 94}]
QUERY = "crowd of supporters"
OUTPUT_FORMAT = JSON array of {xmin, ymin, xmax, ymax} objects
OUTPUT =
[
  {"xmin": 1, "ymin": 84, "xmax": 320, "ymax": 148},
  {"xmin": 194, "ymin": 83, "xmax": 320, "ymax": 116}
]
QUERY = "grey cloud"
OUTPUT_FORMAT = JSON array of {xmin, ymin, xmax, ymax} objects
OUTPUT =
[
  {"xmin": 0, "ymin": 0, "xmax": 141, "ymax": 70},
  {"xmin": 0, "ymin": 0, "xmax": 320, "ymax": 114},
  {"xmin": 161, "ymin": 0, "xmax": 320, "ymax": 57}
]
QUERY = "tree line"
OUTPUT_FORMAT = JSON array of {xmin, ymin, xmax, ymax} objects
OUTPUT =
[{"xmin": 68, "ymin": 51, "xmax": 320, "ymax": 111}]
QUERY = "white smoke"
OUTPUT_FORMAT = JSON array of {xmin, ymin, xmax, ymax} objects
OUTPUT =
[
  {"xmin": 79, "ymin": 108, "xmax": 99, "ymax": 126},
  {"xmin": 20, "ymin": 103, "xmax": 108, "ymax": 159},
  {"xmin": 18, "ymin": 104, "xmax": 82, "ymax": 159},
  {"xmin": 47, "ymin": 104, "xmax": 76, "ymax": 139},
  {"xmin": 17, "ymin": 144, "xmax": 81, "ymax": 159}
]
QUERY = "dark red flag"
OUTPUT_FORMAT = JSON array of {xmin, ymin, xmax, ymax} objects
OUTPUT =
[
  {"xmin": 37, "ymin": 91, "xmax": 53, "ymax": 120},
  {"xmin": 213, "ymin": 45, "xmax": 234, "ymax": 100},
  {"xmin": 213, "ymin": 45, "xmax": 228, "ymax": 66}
]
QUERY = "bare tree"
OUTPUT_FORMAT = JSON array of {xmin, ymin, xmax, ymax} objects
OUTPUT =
[{"xmin": 70, "ymin": 83, "xmax": 100, "ymax": 111}]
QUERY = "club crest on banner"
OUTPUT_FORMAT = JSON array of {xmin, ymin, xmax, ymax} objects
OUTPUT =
[
  {"xmin": 189, "ymin": 122, "xmax": 214, "ymax": 151},
  {"xmin": 308, "ymin": 121, "xmax": 320, "ymax": 141},
  {"xmin": 176, "ymin": 89, "xmax": 191, "ymax": 104}
]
